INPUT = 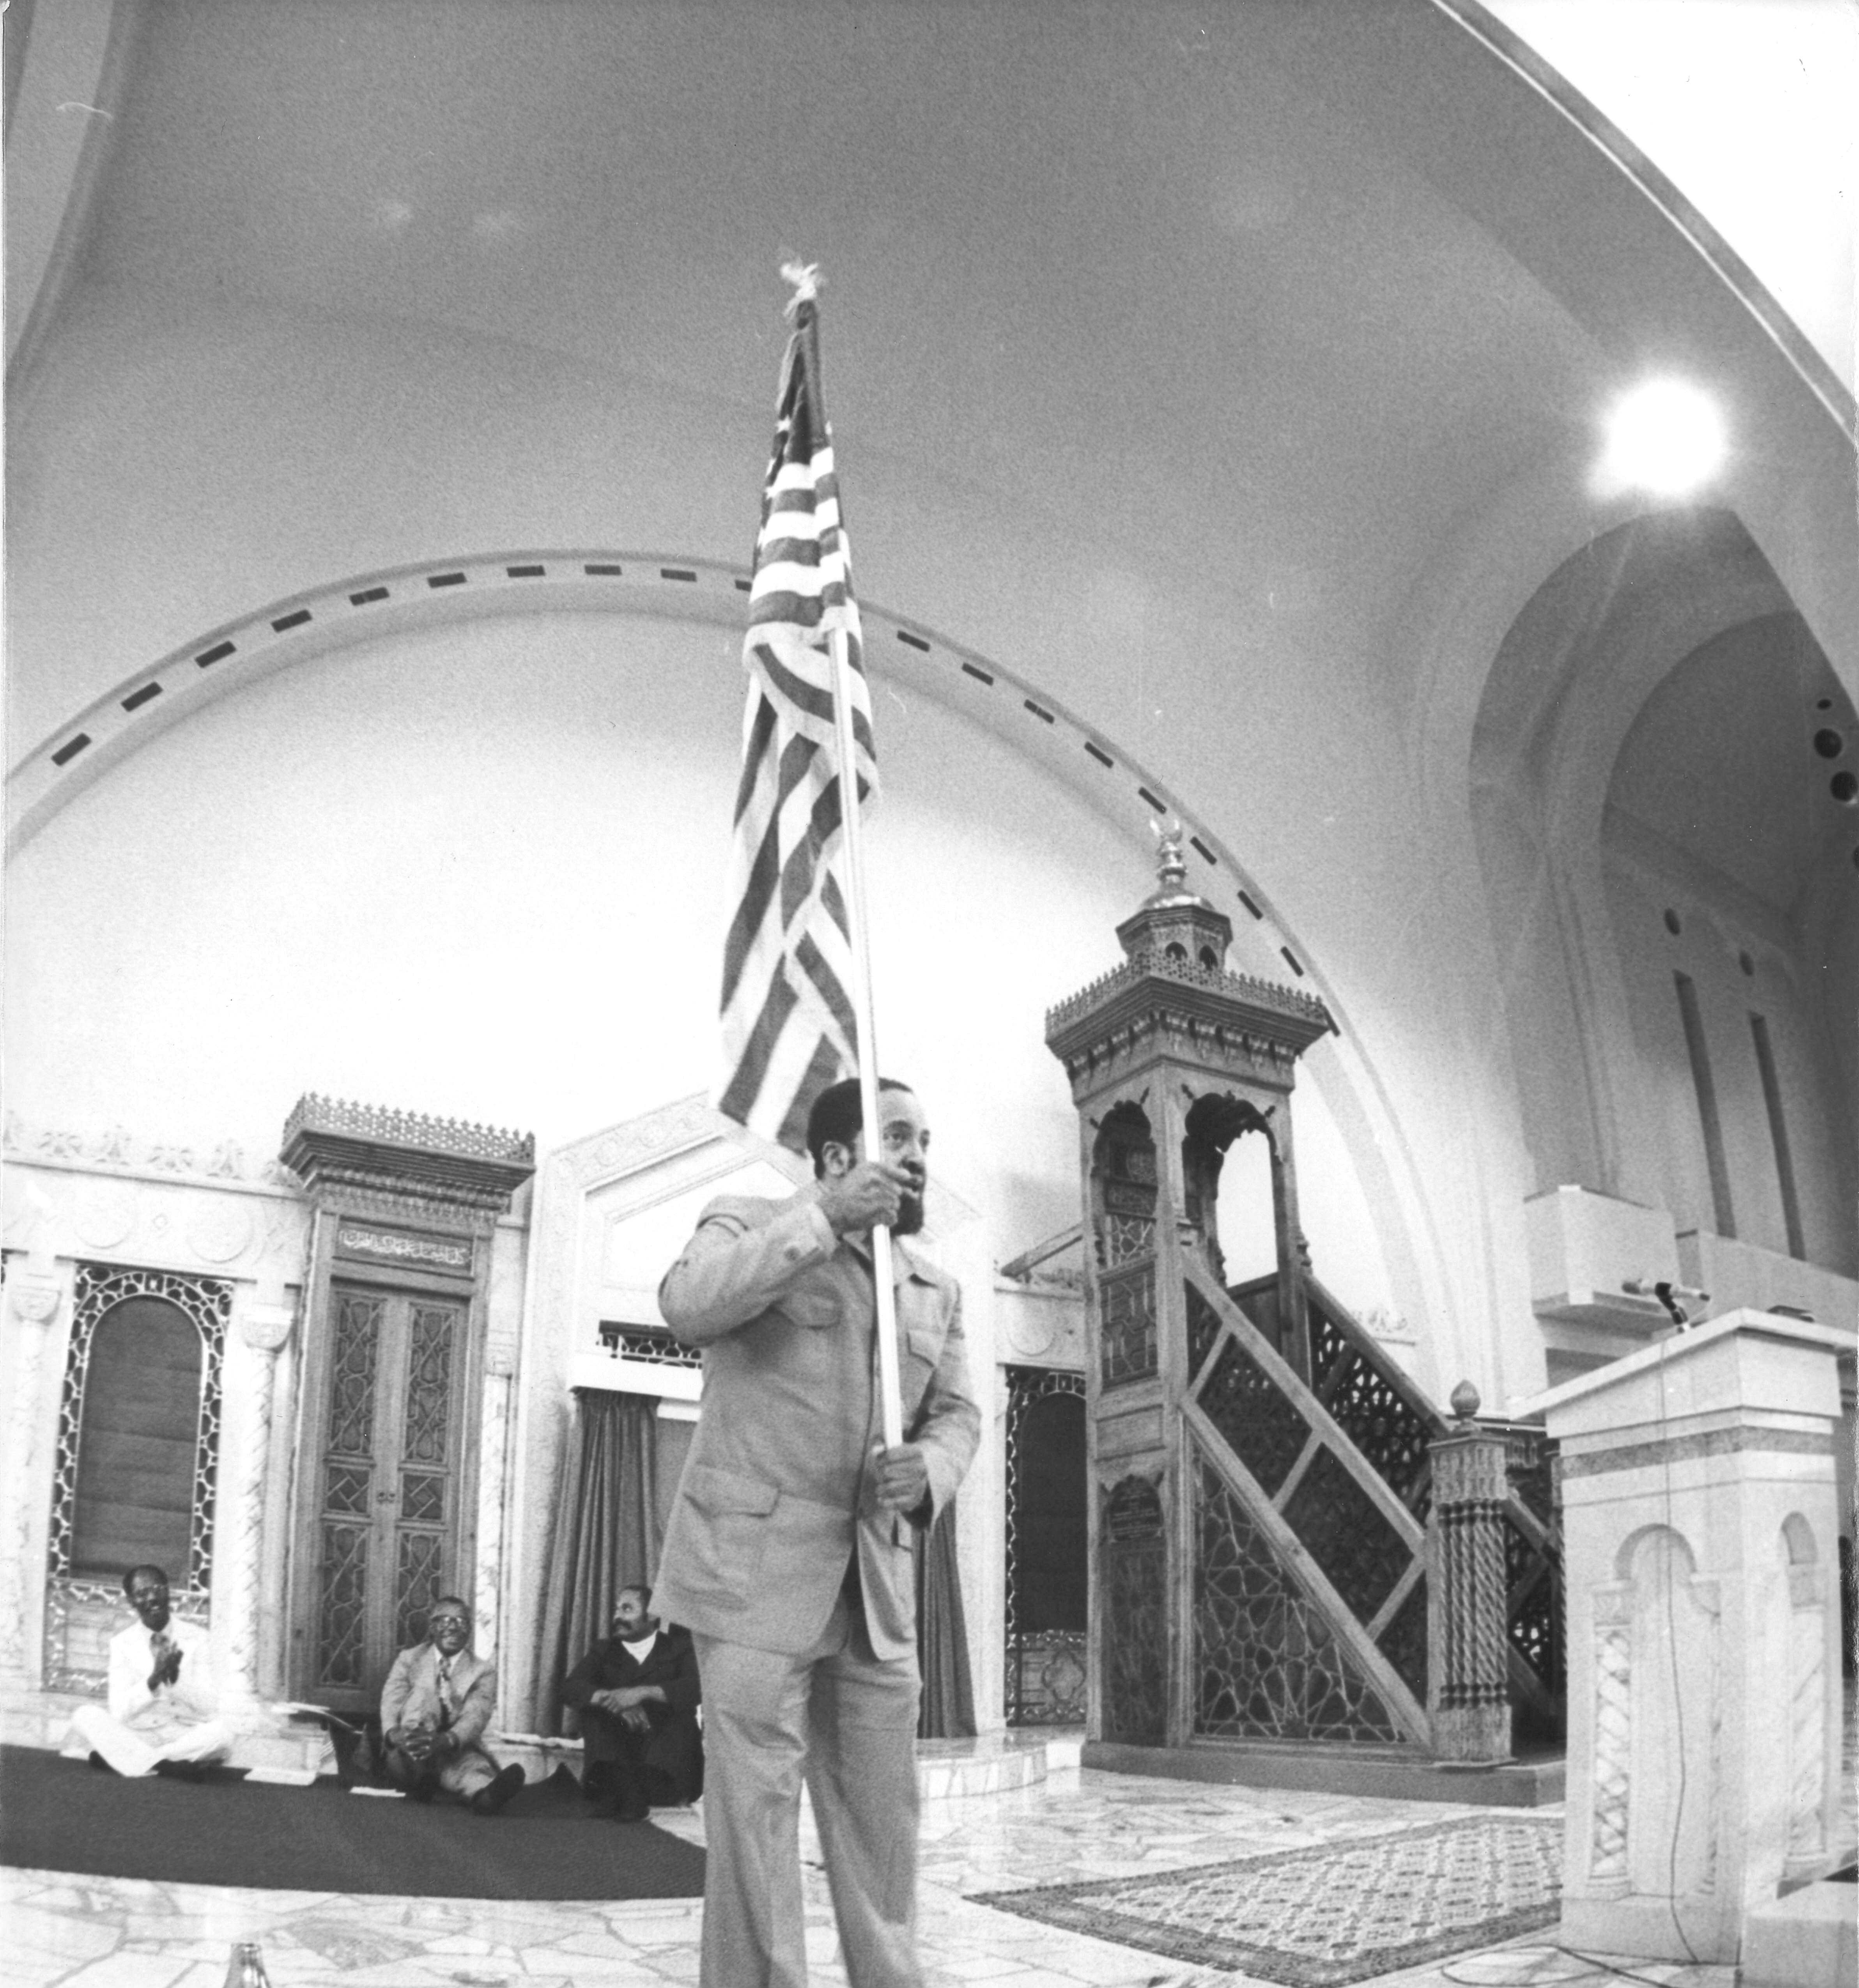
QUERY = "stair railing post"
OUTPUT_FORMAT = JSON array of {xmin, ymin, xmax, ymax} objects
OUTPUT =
[{"xmin": 1426, "ymin": 1381, "xmax": 1514, "ymax": 1763}]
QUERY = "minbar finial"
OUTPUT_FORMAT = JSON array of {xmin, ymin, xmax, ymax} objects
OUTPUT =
[
  {"xmin": 780, "ymin": 260, "xmax": 823, "ymax": 319},
  {"xmin": 1152, "ymin": 817, "xmax": 1187, "ymax": 892}
]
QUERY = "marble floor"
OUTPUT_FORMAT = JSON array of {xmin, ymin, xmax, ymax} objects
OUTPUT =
[{"xmin": 4, "ymin": 1746, "xmax": 1797, "ymax": 1988}]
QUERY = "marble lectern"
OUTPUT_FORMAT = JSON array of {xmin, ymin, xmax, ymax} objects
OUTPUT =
[{"xmin": 1533, "ymin": 1308, "xmax": 1852, "ymax": 1965}]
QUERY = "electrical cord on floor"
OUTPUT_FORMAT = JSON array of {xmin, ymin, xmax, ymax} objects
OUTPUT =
[
  {"xmin": 1566, "ymin": 1940, "xmax": 1740, "ymax": 1983},
  {"xmin": 1439, "ymin": 1940, "xmax": 1730, "ymax": 1984},
  {"xmin": 1438, "ymin": 1943, "xmax": 1592, "ymax": 1982}
]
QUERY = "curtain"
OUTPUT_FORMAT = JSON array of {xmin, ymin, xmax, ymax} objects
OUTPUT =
[
  {"xmin": 536, "ymin": 1390, "xmax": 661, "ymax": 1737},
  {"xmin": 914, "ymin": 1492, "xmax": 976, "ymax": 1738}
]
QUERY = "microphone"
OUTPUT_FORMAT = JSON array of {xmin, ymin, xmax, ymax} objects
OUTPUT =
[{"xmin": 1622, "ymin": 1277, "xmax": 1709, "ymax": 1328}]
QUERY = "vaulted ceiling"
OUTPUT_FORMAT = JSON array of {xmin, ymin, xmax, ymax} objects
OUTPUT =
[{"xmin": 8, "ymin": 0, "xmax": 1855, "ymax": 876}]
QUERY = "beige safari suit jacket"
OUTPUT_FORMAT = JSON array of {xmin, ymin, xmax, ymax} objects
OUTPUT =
[{"xmin": 652, "ymin": 1187, "xmax": 979, "ymax": 1661}]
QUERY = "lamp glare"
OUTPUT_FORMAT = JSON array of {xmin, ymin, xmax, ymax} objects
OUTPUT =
[{"xmin": 1597, "ymin": 378, "xmax": 1726, "ymax": 498}]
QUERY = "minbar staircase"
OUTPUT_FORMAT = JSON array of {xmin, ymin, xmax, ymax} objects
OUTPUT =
[
  {"xmin": 1178, "ymin": 1266, "xmax": 1564, "ymax": 1770},
  {"xmin": 1085, "ymin": 1253, "xmax": 1566, "ymax": 1806}
]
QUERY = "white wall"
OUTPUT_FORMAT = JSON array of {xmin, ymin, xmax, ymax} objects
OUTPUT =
[
  {"xmin": 4, "ymin": 603, "xmax": 1146, "ymax": 1256},
  {"xmin": 7, "ymin": 591, "xmax": 1443, "ymax": 1367}
]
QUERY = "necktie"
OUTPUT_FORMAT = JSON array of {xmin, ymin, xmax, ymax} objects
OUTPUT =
[{"xmin": 436, "ymin": 1654, "xmax": 457, "ymax": 1726}]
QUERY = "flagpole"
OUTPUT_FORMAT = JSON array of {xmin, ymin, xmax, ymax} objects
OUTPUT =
[
  {"xmin": 793, "ymin": 284, "xmax": 905, "ymax": 1453},
  {"xmin": 827, "ymin": 622, "xmax": 905, "ymax": 1453}
]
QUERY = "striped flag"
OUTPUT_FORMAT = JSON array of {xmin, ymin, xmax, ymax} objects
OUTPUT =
[{"xmin": 715, "ymin": 304, "xmax": 878, "ymax": 1151}]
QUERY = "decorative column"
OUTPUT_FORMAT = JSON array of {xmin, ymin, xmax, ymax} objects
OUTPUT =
[
  {"xmin": 0, "ymin": 1265, "xmax": 63, "ymax": 1687},
  {"xmin": 1539, "ymin": 1308, "xmax": 1851, "ymax": 1963},
  {"xmin": 218, "ymin": 1296, "xmax": 296, "ymax": 1707},
  {"xmin": 1426, "ymin": 1381, "xmax": 1512, "ymax": 1763},
  {"xmin": 474, "ymin": 1341, "xmax": 516, "ymax": 1664}
]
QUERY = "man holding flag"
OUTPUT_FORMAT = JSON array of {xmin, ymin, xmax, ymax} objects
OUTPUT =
[{"xmin": 652, "ymin": 274, "xmax": 979, "ymax": 1988}]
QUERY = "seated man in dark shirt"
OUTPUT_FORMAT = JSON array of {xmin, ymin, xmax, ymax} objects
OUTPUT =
[{"xmin": 561, "ymin": 1584, "xmax": 702, "ymax": 1823}]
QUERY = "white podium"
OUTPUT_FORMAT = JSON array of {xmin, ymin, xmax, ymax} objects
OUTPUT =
[{"xmin": 1532, "ymin": 1308, "xmax": 1852, "ymax": 1963}]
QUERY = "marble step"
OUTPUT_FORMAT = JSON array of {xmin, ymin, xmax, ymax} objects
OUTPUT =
[
  {"xmin": 7, "ymin": 1689, "xmax": 1080, "ymax": 1801},
  {"xmin": 495, "ymin": 1724, "xmax": 1078, "ymax": 1801}
]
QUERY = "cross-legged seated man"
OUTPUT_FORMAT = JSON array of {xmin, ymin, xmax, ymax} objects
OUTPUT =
[
  {"xmin": 379, "ymin": 1596, "xmax": 525, "ymax": 1814},
  {"xmin": 561, "ymin": 1584, "xmax": 703, "ymax": 1822},
  {"xmin": 67, "ymin": 1564, "xmax": 236, "ymax": 1779}
]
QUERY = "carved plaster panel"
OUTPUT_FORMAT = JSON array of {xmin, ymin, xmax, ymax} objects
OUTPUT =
[
  {"xmin": 4, "ymin": 1113, "xmax": 291, "ymax": 1188},
  {"xmin": 568, "ymin": 1094, "xmax": 719, "ymax": 1190},
  {"xmin": 9, "ymin": 1277, "xmax": 61, "ymax": 1324},
  {"xmin": 995, "ymin": 1286, "xmax": 1085, "ymax": 1367},
  {"xmin": 238, "ymin": 1300, "xmax": 297, "ymax": 1354},
  {"xmin": 187, "ymin": 1200, "xmax": 257, "ymax": 1264},
  {"xmin": 1589, "ymin": 1590, "xmax": 1633, "ymax": 1886},
  {"xmin": 72, "ymin": 1182, "xmax": 137, "ymax": 1250},
  {"xmin": 2, "ymin": 1148, "xmax": 308, "ymax": 1288}
]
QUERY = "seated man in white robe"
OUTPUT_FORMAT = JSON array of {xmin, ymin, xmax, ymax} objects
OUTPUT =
[{"xmin": 67, "ymin": 1564, "xmax": 235, "ymax": 1778}]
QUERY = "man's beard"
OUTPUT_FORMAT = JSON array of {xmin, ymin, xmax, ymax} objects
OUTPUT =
[{"xmin": 893, "ymin": 1185, "xmax": 926, "ymax": 1236}]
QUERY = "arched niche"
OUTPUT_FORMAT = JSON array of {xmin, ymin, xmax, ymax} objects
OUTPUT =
[
  {"xmin": 1089, "ymin": 1101, "xmax": 1158, "ymax": 1268},
  {"xmin": 1180, "ymin": 1091, "xmax": 1278, "ymax": 1291},
  {"xmin": 45, "ymin": 1264, "xmax": 230, "ymax": 1693},
  {"xmin": 71, "ymin": 1296, "xmax": 202, "ymax": 1583},
  {"xmin": 1018, "ymin": 1390, "xmax": 1087, "ymax": 1630},
  {"xmin": 1779, "ymin": 1510, "xmax": 1831, "ymax": 1866},
  {"xmin": 1003, "ymin": 1370, "xmax": 1088, "ymax": 1728},
  {"xmin": 1590, "ymin": 1523, "xmax": 1721, "ymax": 1898},
  {"xmin": 1088, "ymin": 1101, "xmax": 1159, "ymax": 1390}
]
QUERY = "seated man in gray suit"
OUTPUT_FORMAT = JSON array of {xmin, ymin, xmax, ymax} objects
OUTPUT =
[{"xmin": 379, "ymin": 1595, "xmax": 524, "ymax": 1813}]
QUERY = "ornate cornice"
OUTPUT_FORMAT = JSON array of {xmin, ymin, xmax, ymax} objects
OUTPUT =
[
  {"xmin": 1046, "ymin": 951, "xmax": 1333, "ymax": 1095},
  {"xmin": 281, "ymin": 1094, "xmax": 535, "ymax": 1217}
]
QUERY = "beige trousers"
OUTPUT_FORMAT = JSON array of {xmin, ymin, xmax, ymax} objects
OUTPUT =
[
  {"xmin": 382, "ymin": 1733, "xmax": 500, "ymax": 1800},
  {"xmin": 693, "ymin": 1589, "xmax": 922, "ymax": 1988}
]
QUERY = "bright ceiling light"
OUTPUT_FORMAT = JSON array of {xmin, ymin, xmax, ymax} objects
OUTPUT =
[{"xmin": 1594, "ymin": 378, "xmax": 1728, "ymax": 499}]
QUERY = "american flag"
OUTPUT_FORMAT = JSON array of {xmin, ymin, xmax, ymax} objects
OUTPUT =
[{"xmin": 715, "ymin": 303, "xmax": 878, "ymax": 1150}]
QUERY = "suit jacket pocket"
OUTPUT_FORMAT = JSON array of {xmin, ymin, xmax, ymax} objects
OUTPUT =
[
  {"xmin": 904, "ymin": 1319, "xmax": 943, "ymax": 1362},
  {"xmin": 685, "ymin": 1463, "xmax": 778, "ymax": 1516},
  {"xmin": 901, "ymin": 1318, "xmax": 944, "ymax": 1413},
  {"xmin": 773, "ymin": 1288, "xmax": 841, "ymax": 1331},
  {"xmin": 672, "ymin": 1463, "xmax": 779, "ymax": 1599}
]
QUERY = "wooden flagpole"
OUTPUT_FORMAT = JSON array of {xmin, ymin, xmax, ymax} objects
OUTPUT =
[{"xmin": 790, "ymin": 272, "xmax": 905, "ymax": 1451}]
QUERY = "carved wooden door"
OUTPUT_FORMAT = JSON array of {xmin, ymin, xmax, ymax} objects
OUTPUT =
[{"xmin": 310, "ymin": 1282, "xmax": 470, "ymax": 1713}]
